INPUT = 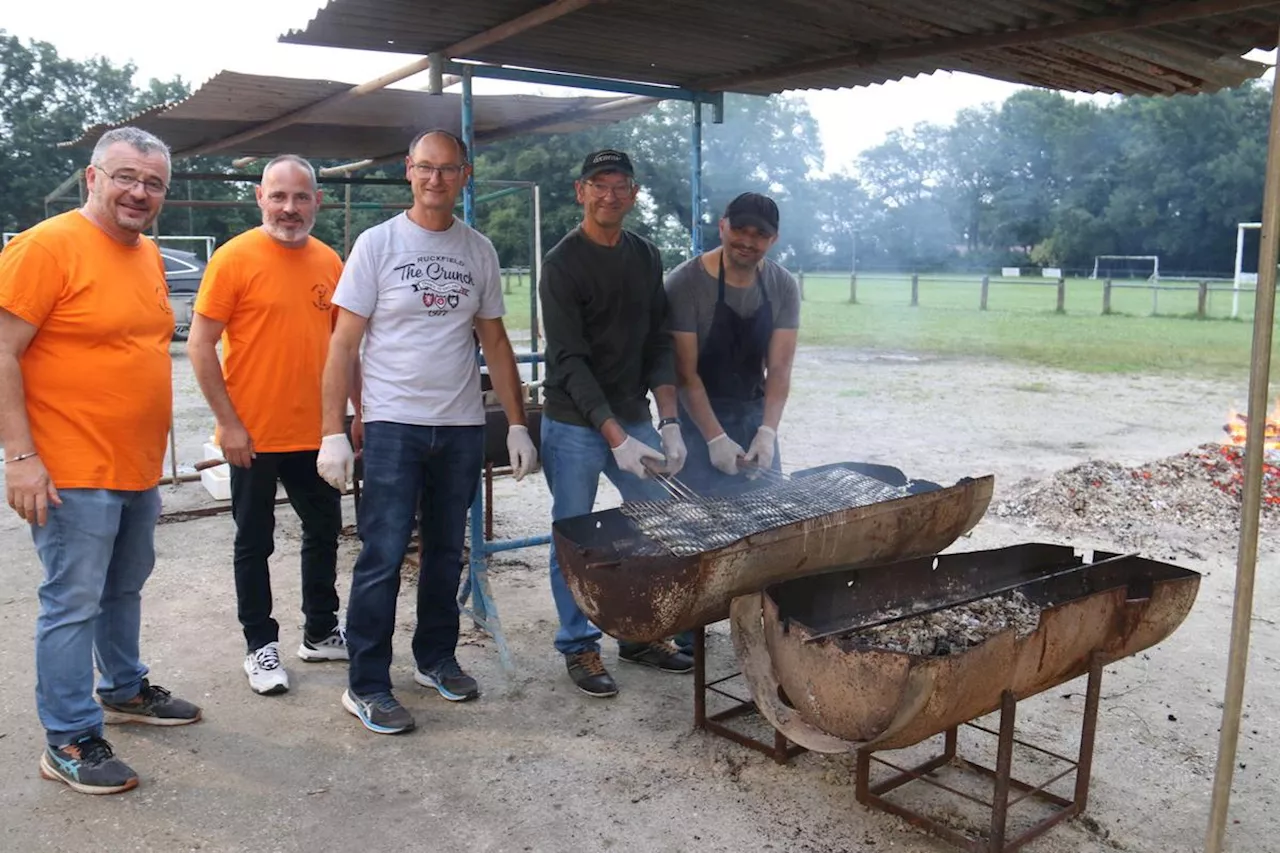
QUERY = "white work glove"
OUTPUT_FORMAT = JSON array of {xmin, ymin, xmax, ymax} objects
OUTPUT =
[
  {"xmin": 611, "ymin": 435, "xmax": 665, "ymax": 479},
  {"xmin": 707, "ymin": 433, "xmax": 746, "ymax": 476},
  {"xmin": 317, "ymin": 433, "xmax": 355, "ymax": 492},
  {"xmin": 741, "ymin": 425, "xmax": 777, "ymax": 479},
  {"xmin": 507, "ymin": 425, "xmax": 537, "ymax": 481},
  {"xmin": 659, "ymin": 422, "xmax": 687, "ymax": 477}
]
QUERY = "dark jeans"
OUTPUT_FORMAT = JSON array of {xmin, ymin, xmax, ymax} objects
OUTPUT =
[
  {"xmin": 230, "ymin": 450, "xmax": 342, "ymax": 652},
  {"xmin": 346, "ymin": 421, "xmax": 483, "ymax": 698}
]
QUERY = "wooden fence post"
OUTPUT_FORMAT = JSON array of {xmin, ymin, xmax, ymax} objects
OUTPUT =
[
  {"xmin": 1199, "ymin": 281, "xmax": 1209, "ymax": 318},
  {"xmin": 1103, "ymin": 278, "xmax": 1112, "ymax": 315},
  {"xmin": 798, "ymin": 269, "xmax": 805, "ymax": 301},
  {"xmin": 1056, "ymin": 276, "xmax": 1066, "ymax": 314},
  {"xmin": 911, "ymin": 274, "xmax": 919, "ymax": 307},
  {"xmin": 980, "ymin": 275, "xmax": 990, "ymax": 311},
  {"xmin": 849, "ymin": 273, "xmax": 858, "ymax": 304}
]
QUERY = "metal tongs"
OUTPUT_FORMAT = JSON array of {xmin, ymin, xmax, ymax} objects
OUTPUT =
[
  {"xmin": 642, "ymin": 459, "xmax": 701, "ymax": 502},
  {"xmin": 737, "ymin": 458, "xmax": 791, "ymax": 483}
]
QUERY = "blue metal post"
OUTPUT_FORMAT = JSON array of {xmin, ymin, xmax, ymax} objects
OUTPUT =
[
  {"xmin": 461, "ymin": 66, "xmax": 475, "ymax": 225},
  {"xmin": 691, "ymin": 100, "xmax": 703, "ymax": 256}
]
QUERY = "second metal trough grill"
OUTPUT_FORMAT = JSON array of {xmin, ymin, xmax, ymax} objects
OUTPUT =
[
  {"xmin": 554, "ymin": 462, "xmax": 995, "ymax": 641},
  {"xmin": 732, "ymin": 543, "xmax": 1199, "ymax": 752}
]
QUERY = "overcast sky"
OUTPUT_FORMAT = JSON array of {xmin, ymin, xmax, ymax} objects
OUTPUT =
[{"xmin": 6, "ymin": 1, "xmax": 1270, "ymax": 175}]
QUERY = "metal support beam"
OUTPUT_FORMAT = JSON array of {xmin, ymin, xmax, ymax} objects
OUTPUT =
[
  {"xmin": 1205, "ymin": 28, "xmax": 1280, "ymax": 853},
  {"xmin": 442, "ymin": 60, "xmax": 724, "ymax": 106},
  {"xmin": 700, "ymin": 0, "xmax": 1279, "ymax": 90},
  {"xmin": 462, "ymin": 67, "xmax": 475, "ymax": 225},
  {"xmin": 691, "ymin": 101, "xmax": 703, "ymax": 257}
]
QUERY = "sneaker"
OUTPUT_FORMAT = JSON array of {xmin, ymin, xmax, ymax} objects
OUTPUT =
[
  {"xmin": 244, "ymin": 642, "xmax": 290, "ymax": 695},
  {"xmin": 565, "ymin": 650, "xmax": 618, "ymax": 698},
  {"xmin": 618, "ymin": 640, "xmax": 694, "ymax": 674},
  {"xmin": 341, "ymin": 689, "xmax": 415, "ymax": 735},
  {"xmin": 101, "ymin": 680, "xmax": 202, "ymax": 726},
  {"xmin": 39, "ymin": 735, "xmax": 139, "ymax": 795},
  {"xmin": 414, "ymin": 658, "xmax": 479, "ymax": 702},
  {"xmin": 298, "ymin": 627, "xmax": 349, "ymax": 662}
]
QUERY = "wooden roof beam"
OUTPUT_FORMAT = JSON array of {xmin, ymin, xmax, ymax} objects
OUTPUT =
[{"xmin": 700, "ymin": 0, "xmax": 1280, "ymax": 90}]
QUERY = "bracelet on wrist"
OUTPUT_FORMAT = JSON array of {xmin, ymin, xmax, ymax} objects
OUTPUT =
[
  {"xmin": 5, "ymin": 451, "xmax": 38, "ymax": 464},
  {"xmin": 657, "ymin": 417, "xmax": 679, "ymax": 429}
]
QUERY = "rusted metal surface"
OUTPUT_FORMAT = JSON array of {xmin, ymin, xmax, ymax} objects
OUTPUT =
[
  {"xmin": 62, "ymin": 71, "xmax": 658, "ymax": 159},
  {"xmin": 739, "ymin": 544, "xmax": 1198, "ymax": 752},
  {"xmin": 280, "ymin": 0, "xmax": 1279, "ymax": 96},
  {"xmin": 554, "ymin": 466, "xmax": 994, "ymax": 642}
]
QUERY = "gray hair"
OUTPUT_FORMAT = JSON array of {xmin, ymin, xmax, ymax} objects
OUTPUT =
[
  {"xmin": 261, "ymin": 154, "xmax": 318, "ymax": 191},
  {"xmin": 90, "ymin": 126, "xmax": 171, "ymax": 172}
]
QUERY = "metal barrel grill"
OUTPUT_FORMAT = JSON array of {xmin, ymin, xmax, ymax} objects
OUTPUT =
[
  {"xmin": 553, "ymin": 462, "xmax": 995, "ymax": 642},
  {"xmin": 732, "ymin": 543, "xmax": 1199, "ymax": 752}
]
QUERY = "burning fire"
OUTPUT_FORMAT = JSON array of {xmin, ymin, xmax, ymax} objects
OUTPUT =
[{"xmin": 1222, "ymin": 399, "xmax": 1280, "ymax": 451}]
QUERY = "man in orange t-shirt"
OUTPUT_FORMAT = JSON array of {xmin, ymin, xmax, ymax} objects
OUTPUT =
[
  {"xmin": 0, "ymin": 126, "xmax": 202, "ymax": 797},
  {"xmin": 188, "ymin": 154, "xmax": 346, "ymax": 697}
]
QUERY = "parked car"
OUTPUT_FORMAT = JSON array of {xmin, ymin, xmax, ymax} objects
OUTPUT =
[{"xmin": 162, "ymin": 248, "xmax": 207, "ymax": 341}]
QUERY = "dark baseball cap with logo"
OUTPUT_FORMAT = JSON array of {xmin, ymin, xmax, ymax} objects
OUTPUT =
[
  {"xmin": 723, "ymin": 192, "xmax": 780, "ymax": 236},
  {"xmin": 580, "ymin": 149, "xmax": 635, "ymax": 180}
]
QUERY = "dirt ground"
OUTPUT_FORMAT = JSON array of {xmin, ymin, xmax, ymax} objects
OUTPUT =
[{"xmin": 1, "ymin": 342, "xmax": 1277, "ymax": 853}]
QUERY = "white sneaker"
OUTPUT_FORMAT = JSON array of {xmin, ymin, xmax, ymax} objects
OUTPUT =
[
  {"xmin": 298, "ymin": 627, "xmax": 349, "ymax": 662},
  {"xmin": 244, "ymin": 642, "xmax": 290, "ymax": 695}
]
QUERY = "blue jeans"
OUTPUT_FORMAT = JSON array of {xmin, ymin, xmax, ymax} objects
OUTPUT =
[
  {"xmin": 540, "ymin": 416, "xmax": 667, "ymax": 655},
  {"xmin": 346, "ymin": 421, "xmax": 483, "ymax": 698},
  {"xmin": 31, "ymin": 488, "xmax": 160, "ymax": 747}
]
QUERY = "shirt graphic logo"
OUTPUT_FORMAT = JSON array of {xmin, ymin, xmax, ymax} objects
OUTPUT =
[
  {"xmin": 394, "ymin": 254, "xmax": 472, "ymax": 317},
  {"xmin": 312, "ymin": 284, "xmax": 332, "ymax": 311}
]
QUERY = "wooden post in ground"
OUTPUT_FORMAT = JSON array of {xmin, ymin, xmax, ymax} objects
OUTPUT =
[
  {"xmin": 1056, "ymin": 276, "xmax": 1066, "ymax": 314},
  {"xmin": 1103, "ymin": 279, "xmax": 1112, "ymax": 315},
  {"xmin": 910, "ymin": 274, "xmax": 919, "ymax": 307},
  {"xmin": 849, "ymin": 273, "xmax": 858, "ymax": 304},
  {"xmin": 980, "ymin": 275, "xmax": 990, "ymax": 311},
  {"xmin": 1199, "ymin": 281, "xmax": 1209, "ymax": 318},
  {"xmin": 798, "ymin": 269, "xmax": 805, "ymax": 301}
]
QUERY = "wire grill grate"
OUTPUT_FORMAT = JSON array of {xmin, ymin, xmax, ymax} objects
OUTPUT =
[{"xmin": 619, "ymin": 469, "xmax": 908, "ymax": 556}]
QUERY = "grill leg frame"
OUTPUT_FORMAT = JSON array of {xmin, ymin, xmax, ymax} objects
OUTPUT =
[
  {"xmin": 854, "ymin": 654, "xmax": 1105, "ymax": 853},
  {"xmin": 692, "ymin": 624, "xmax": 806, "ymax": 765}
]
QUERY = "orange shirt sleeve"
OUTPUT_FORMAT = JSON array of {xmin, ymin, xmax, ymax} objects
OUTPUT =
[
  {"xmin": 0, "ymin": 238, "xmax": 66, "ymax": 328},
  {"xmin": 193, "ymin": 246, "xmax": 242, "ymax": 324}
]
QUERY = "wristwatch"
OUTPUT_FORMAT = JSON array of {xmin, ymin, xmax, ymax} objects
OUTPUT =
[{"xmin": 657, "ymin": 417, "xmax": 679, "ymax": 429}]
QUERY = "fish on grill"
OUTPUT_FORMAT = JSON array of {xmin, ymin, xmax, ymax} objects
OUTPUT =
[{"xmin": 619, "ymin": 468, "xmax": 914, "ymax": 557}]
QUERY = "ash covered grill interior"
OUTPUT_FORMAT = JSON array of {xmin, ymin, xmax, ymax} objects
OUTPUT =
[{"xmin": 767, "ymin": 543, "xmax": 1198, "ymax": 651}]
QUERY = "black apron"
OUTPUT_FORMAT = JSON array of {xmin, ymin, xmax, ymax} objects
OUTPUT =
[{"xmin": 678, "ymin": 254, "xmax": 776, "ymax": 495}]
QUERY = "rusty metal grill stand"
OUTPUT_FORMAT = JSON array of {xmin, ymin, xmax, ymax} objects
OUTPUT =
[
  {"xmin": 855, "ymin": 655, "xmax": 1103, "ymax": 853},
  {"xmin": 692, "ymin": 626, "xmax": 806, "ymax": 764}
]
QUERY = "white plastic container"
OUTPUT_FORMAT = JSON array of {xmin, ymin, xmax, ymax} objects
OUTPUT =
[{"xmin": 200, "ymin": 442, "xmax": 231, "ymax": 501}]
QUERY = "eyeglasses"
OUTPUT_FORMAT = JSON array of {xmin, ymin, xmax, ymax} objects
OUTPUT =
[
  {"xmin": 410, "ymin": 162, "xmax": 467, "ymax": 180},
  {"xmin": 584, "ymin": 180, "xmax": 635, "ymax": 199},
  {"xmin": 96, "ymin": 167, "xmax": 168, "ymax": 197}
]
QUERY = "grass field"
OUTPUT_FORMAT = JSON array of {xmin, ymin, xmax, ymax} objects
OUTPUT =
[{"xmin": 497, "ymin": 271, "xmax": 1279, "ymax": 379}]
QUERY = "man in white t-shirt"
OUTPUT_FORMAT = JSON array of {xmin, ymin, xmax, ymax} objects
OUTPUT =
[{"xmin": 316, "ymin": 129, "xmax": 536, "ymax": 735}]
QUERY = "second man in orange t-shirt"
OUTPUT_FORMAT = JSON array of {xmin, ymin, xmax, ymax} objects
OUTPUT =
[{"xmin": 189, "ymin": 155, "xmax": 347, "ymax": 696}]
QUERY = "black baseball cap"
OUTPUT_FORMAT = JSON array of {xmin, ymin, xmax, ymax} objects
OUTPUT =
[
  {"xmin": 723, "ymin": 192, "xmax": 780, "ymax": 236},
  {"xmin": 580, "ymin": 149, "xmax": 635, "ymax": 180}
]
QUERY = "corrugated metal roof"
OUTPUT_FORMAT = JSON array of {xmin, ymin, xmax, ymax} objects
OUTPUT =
[
  {"xmin": 279, "ymin": 0, "xmax": 1280, "ymax": 96},
  {"xmin": 63, "ymin": 71, "xmax": 656, "ymax": 159}
]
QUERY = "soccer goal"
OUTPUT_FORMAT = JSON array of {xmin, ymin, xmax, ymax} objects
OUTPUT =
[
  {"xmin": 1233, "ymin": 222, "xmax": 1261, "ymax": 320},
  {"xmin": 1090, "ymin": 255, "xmax": 1160, "ymax": 282}
]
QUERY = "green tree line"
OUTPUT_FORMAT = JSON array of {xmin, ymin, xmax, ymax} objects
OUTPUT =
[{"xmin": 2, "ymin": 30, "xmax": 1269, "ymax": 277}]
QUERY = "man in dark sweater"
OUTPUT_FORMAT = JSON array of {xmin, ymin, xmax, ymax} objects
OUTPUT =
[{"xmin": 539, "ymin": 149, "xmax": 692, "ymax": 697}]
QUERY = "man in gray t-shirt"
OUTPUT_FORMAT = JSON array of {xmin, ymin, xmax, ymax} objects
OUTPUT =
[{"xmin": 664, "ymin": 192, "xmax": 800, "ymax": 496}]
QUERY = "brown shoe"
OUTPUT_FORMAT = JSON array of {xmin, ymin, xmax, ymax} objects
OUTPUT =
[{"xmin": 565, "ymin": 650, "xmax": 618, "ymax": 698}]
